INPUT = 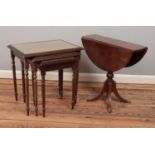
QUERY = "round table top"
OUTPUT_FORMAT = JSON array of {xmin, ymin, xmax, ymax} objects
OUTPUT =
[{"xmin": 82, "ymin": 34, "xmax": 148, "ymax": 72}]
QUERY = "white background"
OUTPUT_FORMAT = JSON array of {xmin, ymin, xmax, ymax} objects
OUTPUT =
[{"xmin": 0, "ymin": 0, "xmax": 155, "ymax": 155}]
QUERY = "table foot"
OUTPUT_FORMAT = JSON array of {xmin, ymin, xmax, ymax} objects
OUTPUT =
[
  {"xmin": 43, "ymin": 109, "xmax": 46, "ymax": 118},
  {"xmin": 26, "ymin": 109, "xmax": 30, "ymax": 116},
  {"xmin": 72, "ymin": 101, "xmax": 76, "ymax": 110},
  {"xmin": 107, "ymin": 106, "xmax": 112, "ymax": 113},
  {"xmin": 35, "ymin": 109, "xmax": 38, "ymax": 116}
]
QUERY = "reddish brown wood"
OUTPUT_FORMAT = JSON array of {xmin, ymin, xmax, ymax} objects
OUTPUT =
[
  {"xmin": 88, "ymin": 72, "xmax": 130, "ymax": 113},
  {"xmin": 82, "ymin": 34, "xmax": 148, "ymax": 113},
  {"xmin": 30, "ymin": 56, "xmax": 80, "ymax": 117},
  {"xmin": 82, "ymin": 35, "xmax": 147, "ymax": 72},
  {"xmin": 24, "ymin": 59, "xmax": 30, "ymax": 116},
  {"xmin": 59, "ymin": 69, "xmax": 63, "ymax": 99},
  {"xmin": 31, "ymin": 64, "xmax": 38, "ymax": 116},
  {"xmin": 72, "ymin": 57, "xmax": 80, "ymax": 109},
  {"xmin": 32, "ymin": 52, "xmax": 80, "ymax": 62},
  {"xmin": 8, "ymin": 40, "xmax": 82, "ymax": 58},
  {"xmin": 31, "ymin": 64, "xmax": 35, "ymax": 106},
  {"xmin": 11, "ymin": 51, "xmax": 18, "ymax": 101},
  {"xmin": 41, "ymin": 71, "xmax": 46, "ymax": 117},
  {"xmin": 21, "ymin": 61, "xmax": 26, "ymax": 102},
  {"xmin": 8, "ymin": 40, "xmax": 82, "ymax": 116}
]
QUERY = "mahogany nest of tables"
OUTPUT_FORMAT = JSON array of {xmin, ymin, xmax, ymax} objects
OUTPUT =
[
  {"xmin": 8, "ymin": 40, "xmax": 82, "ymax": 116},
  {"xmin": 82, "ymin": 34, "xmax": 148, "ymax": 113}
]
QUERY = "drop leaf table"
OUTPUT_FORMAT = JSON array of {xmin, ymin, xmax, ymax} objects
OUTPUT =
[{"xmin": 82, "ymin": 34, "xmax": 148, "ymax": 113}]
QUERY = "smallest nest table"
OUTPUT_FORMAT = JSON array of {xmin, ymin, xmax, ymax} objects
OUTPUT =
[{"xmin": 8, "ymin": 40, "xmax": 82, "ymax": 116}]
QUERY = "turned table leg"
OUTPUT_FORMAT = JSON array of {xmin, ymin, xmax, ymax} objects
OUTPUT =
[
  {"xmin": 59, "ymin": 69, "xmax": 63, "ymax": 99},
  {"xmin": 41, "ymin": 71, "xmax": 46, "ymax": 117},
  {"xmin": 11, "ymin": 51, "xmax": 18, "ymax": 101},
  {"xmin": 21, "ymin": 60, "xmax": 26, "ymax": 102},
  {"xmin": 32, "ymin": 64, "xmax": 38, "ymax": 116},
  {"xmin": 24, "ymin": 60, "xmax": 30, "ymax": 116},
  {"xmin": 31, "ymin": 66, "xmax": 35, "ymax": 106},
  {"xmin": 72, "ymin": 58, "xmax": 80, "ymax": 109}
]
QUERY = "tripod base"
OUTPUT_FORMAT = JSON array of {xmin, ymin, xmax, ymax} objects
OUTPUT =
[{"xmin": 88, "ymin": 72, "xmax": 130, "ymax": 113}]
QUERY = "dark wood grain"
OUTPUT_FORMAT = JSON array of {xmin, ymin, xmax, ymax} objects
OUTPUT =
[
  {"xmin": 82, "ymin": 34, "xmax": 147, "ymax": 51},
  {"xmin": 32, "ymin": 52, "xmax": 80, "ymax": 62},
  {"xmin": 21, "ymin": 61, "xmax": 26, "ymax": 103},
  {"xmin": 82, "ymin": 35, "xmax": 147, "ymax": 72},
  {"xmin": 11, "ymin": 51, "xmax": 18, "ymax": 101},
  {"xmin": 30, "ymin": 55, "xmax": 81, "ymax": 117},
  {"xmin": 8, "ymin": 40, "xmax": 82, "ymax": 58},
  {"xmin": 41, "ymin": 71, "xmax": 46, "ymax": 117},
  {"xmin": 8, "ymin": 40, "xmax": 82, "ymax": 117},
  {"xmin": 24, "ymin": 59, "xmax": 30, "ymax": 116},
  {"xmin": 82, "ymin": 34, "xmax": 148, "ymax": 113},
  {"xmin": 59, "ymin": 69, "xmax": 63, "ymax": 99}
]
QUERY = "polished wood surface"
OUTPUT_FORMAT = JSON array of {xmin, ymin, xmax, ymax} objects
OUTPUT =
[
  {"xmin": 87, "ymin": 73, "xmax": 130, "ymax": 113},
  {"xmin": 32, "ymin": 52, "xmax": 80, "ymax": 62},
  {"xmin": 82, "ymin": 34, "xmax": 148, "ymax": 113},
  {"xmin": 30, "ymin": 56, "xmax": 80, "ymax": 117},
  {"xmin": 0, "ymin": 79, "xmax": 155, "ymax": 128},
  {"xmin": 8, "ymin": 40, "xmax": 82, "ymax": 116},
  {"xmin": 59, "ymin": 69, "xmax": 63, "ymax": 99},
  {"xmin": 83, "ymin": 34, "xmax": 147, "ymax": 51},
  {"xmin": 11, "ymin": 51, "xmax": 18, "ymax": 101},
  {"xmin": 82, "ymin": 34, "xmax": 148, "ymax": 72},
  {"xmin": 8, "ymin": 40, "xmax": 82, "ymax": 58}
]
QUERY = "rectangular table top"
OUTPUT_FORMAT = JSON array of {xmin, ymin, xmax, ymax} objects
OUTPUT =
[
  {"xmin": 8, "ymin": 40, "xmax": 82, "ymax": 58},
  {"xmin": 82, "ymin": 34, "xmax": 147, "ymax": 52}
]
